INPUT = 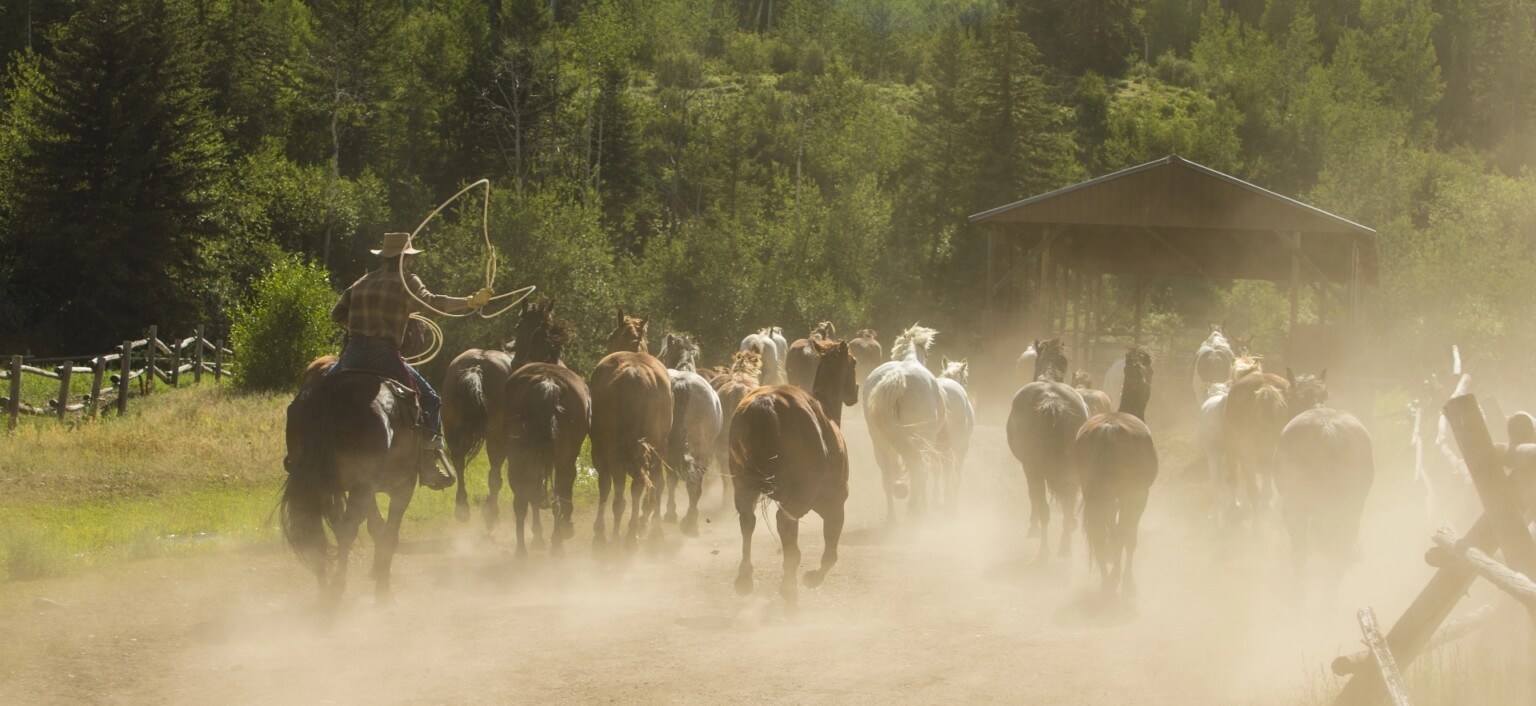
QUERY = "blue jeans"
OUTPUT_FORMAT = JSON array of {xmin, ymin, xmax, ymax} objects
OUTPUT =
[{"xmin": 327, "ymin": 336, "xmax": 441, "ymax": 434}]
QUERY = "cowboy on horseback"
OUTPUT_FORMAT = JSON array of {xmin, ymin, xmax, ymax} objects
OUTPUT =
[{"xmin": 329, "ymin": 232, "xmax": 492, "ymax": 489}]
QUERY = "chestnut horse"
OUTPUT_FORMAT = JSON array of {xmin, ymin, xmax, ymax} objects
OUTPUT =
[
  {"xmin": 712, "ymin": 350, "xmax": 763, "ymax": 510},
  {"xmin": 1074, "ymin": 370, "xmax": 1112, "ymax": 417},
  {"xmin": 1075, "ymin": 347, "xmax": 1158, "ymax": 594},
  {"xmin": 1222, "ymin": 358, "xmax": 1290, "ymax": 526},
  {"xmin": 848, "ymin": 329, "xmax": 881, "ymax": 376},
  {"xmin": 499, "ymin": 298, "xmax": 590, "ymax": 556},
  {"xmin": 589, "ymin": 309, "xmax": 673, "ymax": 549},
  {"xmin": 786, "ymin": 321, "xmax": 837, "ymax": 389},
  {"xmin": 730, "ymin": 339, "xmax": 858, "ymax": 608}
]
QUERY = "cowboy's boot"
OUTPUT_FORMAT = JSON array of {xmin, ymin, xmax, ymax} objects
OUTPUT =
[{"xmin": 419, "ymin": 431, "xmax": 457, "ymax": 490}]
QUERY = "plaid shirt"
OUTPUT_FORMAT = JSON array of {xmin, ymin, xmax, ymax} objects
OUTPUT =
[{"xmin": 331, "ymin": 266, "xmax": 468, "ymax": 346}]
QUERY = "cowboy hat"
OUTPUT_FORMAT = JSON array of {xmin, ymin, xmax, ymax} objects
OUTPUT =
[{"xmin": 371, "ymin": 232, "xmax": 423, "ymax": 257}]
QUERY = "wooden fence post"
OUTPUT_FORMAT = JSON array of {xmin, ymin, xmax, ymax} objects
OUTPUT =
[
  {"xmin": 145, "ymin": 325, "xmax": 157, "ymax": 396},
  {"xmin": 1444, "ymin": 394, "xmax": 1536, "ymax": 574},
  {"xmin": 214, "ymin": 339, "xmax": 224, "ymax": 383},
  {"xmin": 7, "ymin": 355, "xmax": 20, "ymax": 431},
  {"xmin": 193, "ymin": 325, "xmax": 204, "ymax": 384},
  {"xmin": 88, "ymin": 357, "xmax": 104, "ymax": 419},
  {"xmin": 118, "ymin": 342, "xmax": 131, "ymax": 417},
  {"xmin": 55, "ymin": 362, "xmax": 72, "ymax": 420},
  {"xmin": 170, "ymin": 336, "xmax": 181, "ymax": 389},
  {"xmin": 1359, "ymin": 607, "xmax": 1414, "ymax": 706}
]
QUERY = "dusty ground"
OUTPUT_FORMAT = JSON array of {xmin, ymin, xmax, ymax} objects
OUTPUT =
[{"xmin": 0, "ymin": 412, "xmax": 1459, "ymax": 705}]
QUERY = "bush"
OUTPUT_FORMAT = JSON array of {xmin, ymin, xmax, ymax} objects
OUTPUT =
[{"xmin": 229, "ymin": 257, "xmax": 338, "ymax": 392}]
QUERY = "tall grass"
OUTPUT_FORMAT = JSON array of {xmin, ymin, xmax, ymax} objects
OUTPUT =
[
  {"xmin": 1278, "ymin": 644, "xmax": 1530, "ymax": 706},
  {"xmin": 0, "ymin": 384, "xmax": 600, "ymax": 581}
]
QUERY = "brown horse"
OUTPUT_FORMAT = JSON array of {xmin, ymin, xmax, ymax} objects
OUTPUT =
[
  {"xmin": 1074, "ymin": 370, "xmax": 1112, "ymax": 417},
  {"xmin": 712, "ymin": 350, "xmax": 763, "ymax": 510},
  {"xmin": 730, "ymin": 339, "xmax": 857, "ymax": 608},
  {"xmin": 282, "ymin": 366, "xmax": 419, "ymax": 606},
  {"xmin": 589, "ymin": 308, "xmax": 673, "ymax": 549},
  {"xmin": 500, "ymin": 298, "xmax": 590, "ymax": 556},
  {"xmin": 442, "ymin": 345, "xmax": 517, "ymax": 524},
  {"xmin": 300, "ymin": 355, "xmax": 338, "ymax": 389},
  {"xmin": 1075, "ymin": 347, "xmax": 1158, "ymax": 595},
  {"xmin": 1007, "ymin": 338, "xmax": 1090, "ymax": 559},
  {"xmin": 848, "ymin": 329, "xmax": 881, "ymax": 376},
  {"xmin": 785, "ymin": 322, "xmax": 835, "ymax": 389},
  {"xmin": 1222, "ymin": 359, "xmax": 1290, "ymax": 526}
]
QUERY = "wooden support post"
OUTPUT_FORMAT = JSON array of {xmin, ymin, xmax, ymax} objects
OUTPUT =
[
  {"xmin": 1038, "ymin": 236, "xmax": 1053, "ymax": 339},
  {"xmin": 194, "ymin": 326, "xmax": 204, "ymax": 384},
  {"xmin": 88, "ymin": 357, "xmax": 105, "ymax": 419},
  {"xmin": 986, "ymin": 231, "xmax": 995, "ymax": 321},
  {"xmin": 1316, "ymin": 283, "xmax": 1328, "ymax": 326},
  {"xmin": 1444, "ymin": 394, "xmax": 1536, "ymax": 575},
  {"xmin": 7, "ymin": 355, "xmax": 20, "ymax": 431},
  {"xmin": 145, "ymin": 326, "xmax": 157, "ymax": 396},
  {"xmin": 1289, "ymin": 234, "xmax": 1301, "ymax": 336},
  {"xmin": 1132, "ymin": 276, "xmax": 1148, "ymax": 343},
  {"xmin": 118, "ymin": 342, "xmax": 131, "ymax": 417},
  {"xmin": 170, "ymin": 336, "xmax": 181, "ymax": 389},
  {"xmin": 55, "ymin": 362, "xmax": 72, "ymax": 420},
  {"xmin": 1358, "ymin": 607, "xmax": 1414, "ymax": 706},
  {"xmin": 214, "ymin": 339, "xmax": 224, "ymax": 383},
  {"xmin": 1333, "ymin": 604, "xmax": 1495, "ymax": 676}
]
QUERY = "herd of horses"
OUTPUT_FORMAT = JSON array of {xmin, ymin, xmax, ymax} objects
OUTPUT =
[{"xmin": 281, "ymin": 306, "xmax": 1374, "ymax": 611}]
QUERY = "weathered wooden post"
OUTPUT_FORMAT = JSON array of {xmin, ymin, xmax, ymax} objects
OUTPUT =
[
  {"xmin": 214, "ymin": 339, "xmax": 224, "ymax": 383},
  {"xmin": 6, "ymin": 355, "xmax": 20, "ymax": 431},
  {"xmin": 193, "ymin": 326, "xmax": 204, "ymax": 384},
  {"xmin": 118, "ymin": 342, "xmax": 131, "ymax": 417},
  {"xmin": 145, "ymin": 325, "xmax": 157, "ymax": 395},
  {"xmin": 55, "ymin": 361, "xmax": 73, "ymax": 420},
  {"xmin": 88, "ymin": 356, "xmax": 105, "ymax": 419},
  {"xmin": 1358, "ymin": 607, "xmax": 1413, "ymax": 706},
  {"xmin": 170, "ymin": 336, "xmax": 181, "ymax": 389}
]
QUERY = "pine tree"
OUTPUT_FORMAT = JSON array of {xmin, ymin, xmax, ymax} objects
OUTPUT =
[{"xmin": 5, "ymin": 0, "xmax": 228, "ymax": 350}]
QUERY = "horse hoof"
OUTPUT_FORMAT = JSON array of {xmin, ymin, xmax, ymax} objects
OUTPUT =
[
  {"xmin": 1027, "ymin": 525, "xmax": 1041, "ymax": 540},
  {"xmin": 681, "ymin": 517, "xmax": 699, "ymax": 538},
  {"xmin": 735, "ymin": 573, "xmax": 754, "ymax": 596},
  {"xmin": 664, "ymin": 511, "xmax": 678, "ymax": 524},
  {"xmin": 531, "ymin": 536, "xmax": 547, "ymax": 551},
  {"xmin": 802, "ymin": 570, "xmax": 825, "ymax": 588},
  {"xmin": 454, "ymin": 504, "xmax": 471, "ymax": 523},
  {"xmin": 893, "ymin": 482, "xmax": 909, "ymax": 500}
]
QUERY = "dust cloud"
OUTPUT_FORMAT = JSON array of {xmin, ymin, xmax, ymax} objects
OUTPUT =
[{"xmin": 0, "ymin": 378, "xmax": 1528, "ymax": 705}]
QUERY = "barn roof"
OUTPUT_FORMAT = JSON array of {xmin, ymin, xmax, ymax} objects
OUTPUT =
[{"xmin": 968, "ymin": 155, "xmax": 1377, "ymax": 285}]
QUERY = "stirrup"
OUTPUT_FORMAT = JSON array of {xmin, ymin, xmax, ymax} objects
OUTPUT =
[{"xmin": 418, "ymin": 433, "xmax": 456, "ymax": 490}]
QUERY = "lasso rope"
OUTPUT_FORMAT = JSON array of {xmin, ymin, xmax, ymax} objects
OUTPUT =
[{"xmin": 395, "ymin": 178, "xmax": 537, "ymax": 364}]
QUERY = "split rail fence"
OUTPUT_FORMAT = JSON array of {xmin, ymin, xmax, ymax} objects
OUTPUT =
[
  {"xmin": 1333, "ymin": 393, "xmax": 1536, "ymax": 706},
  {"xmin": 2, "ymin": 325, "xmax": 235, "ymax": 431}
]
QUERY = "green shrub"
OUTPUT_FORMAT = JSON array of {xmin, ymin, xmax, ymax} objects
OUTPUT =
[{"xmin": 229, "ymin": 257, "xmax": 338, "ymax": 392}]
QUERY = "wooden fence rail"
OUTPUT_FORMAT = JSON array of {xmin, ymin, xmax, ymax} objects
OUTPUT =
[
  {"xmin": 1336, "ymin": 394, "xmax": 1536, "ymax": 705},
  {"xmin": 3, "ymin": 325, "xmax": 236, "ymax": 430}
]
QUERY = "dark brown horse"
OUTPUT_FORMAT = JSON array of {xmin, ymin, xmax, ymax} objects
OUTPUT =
[
  {"xmin": 1275, "ymin": 370, "xmax": 1373, "ymax": 604},
  {"xmin": 1006, "ymin": 338, "xmax": 1090, "ymax": 559},
  {"xmin": 282, "ymin": 365, "xmax": 419, "ymax": 606},
  {"xmin": 847, "ymin": 329, "xmax": 880, "ymax": 381},
  {"xmin": 442, "ymin": 345, "xmax": 517, "ymax": 524},
  {"xmin": 1075, "ymin": 347, "xmax": 1158, "ymax": 595},
  {"xmin": 500, "ymin": 298, "xmax": 591, "ymax": 556},
  {"xmin": 786, "ymin": 321, "xmax": 837, "ymax": 389},
  {"xmin": 712, "ymin": 350, "xmax": 763, "ymax": 509},
  {"xmin": 589, "ymin": 308, "xmax": 673, "ymax": 549},
  {"xmin": 730, "ymin": 339, "xmax": 857, "ymax": 608}
]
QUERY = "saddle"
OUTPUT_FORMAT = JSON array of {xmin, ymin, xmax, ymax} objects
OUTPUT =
[{"xmin": 322, "ymin": 369, "xmax": 422, "ymax": 423}]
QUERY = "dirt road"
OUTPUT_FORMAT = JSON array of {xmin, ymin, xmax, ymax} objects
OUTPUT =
[{"xmin": 0, "ymin": 414, "xmax": 1440, "ymax": 705}]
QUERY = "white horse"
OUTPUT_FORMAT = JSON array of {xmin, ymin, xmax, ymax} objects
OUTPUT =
[
  {"xmin": 936, "ymin": 357, "xmax": 975, "ymax": 514},
  {"xmin": 1192, "ymin": 325, "xmax": 1234, "ymax": 406},
  {"xmin": 1198, "ymin": 381, "xmax": 1232, "ymax": 525},
  {"xmin": 739, "ymin": 328, "xmax": 783, "ymax": 387},
  {"xmin": 769, "ymin": 327, "xmax": 789, "ymax": 384},
  {"xmin": 863, "ymin": 325, "xmax": 947, "ymax": 524},
  {"xmin": 1016, "ymin": 344, "xmax": 1037, "ymax": 389},
  {"xmin": 1103, "ymin": 356, "xmax": 1125, "ymax": 409}
]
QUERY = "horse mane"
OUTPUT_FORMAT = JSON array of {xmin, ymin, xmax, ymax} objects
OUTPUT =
[
  {"xmin": 1233, "ymin": 355, "xmax": 1263, "ymax": 380},
  {"xmin": 730, "ymin": 350, "xmax": 763, "ymax": 380},
  {"xmin": 891, "ymin": 324, "xmax": 938, "ymax": 360},
  {"xmin": 1073, "ymin": 370, "xmax": 1094, "ymax": 389}
]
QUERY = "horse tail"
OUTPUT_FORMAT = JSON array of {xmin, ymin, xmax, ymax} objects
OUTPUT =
[
  {"xmin": 866, "ymin": 369, "xmax": 920, "ymax": 494},
  {"xmin": 1256, "ymin": 384, "xmax": 1288, "ymax": 429},
  {"xmin": 734, "ymin": 394, "xmax": 782, "ymax": 499},
  {"xmin": 445, "ymin": 364, "xmax": 488, "ymax": 465},
  {"xmin": 280, "ymin": 392, "xmax": 344, "ymax": 578},
  {"xmin": 522, "ymin": 378, "xmax": 562, "ymax": 509}
]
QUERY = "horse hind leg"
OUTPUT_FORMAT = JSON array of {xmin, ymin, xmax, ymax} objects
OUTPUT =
[
  {"xmin": 551, "ymin": 459, "xmax": 577, "ymax": 556},
  {"xmin": 592, "ymin": 465, "xmax": 611, "ymax": 548},
  {"xmin": 327, "ymin": 492, "xmax": 371, "ymax": 608},
  {"xmin": 871, "ymin": 441, "xmax": 902, "ymax": 527},
  {"xmin": 452, "ymin": 440, "xmax": 472, "ymax": 523},
  {"xmin": 1055, "ymin": 471, "xmax": 1080, "ymax": 558},
  {"xmin": 483, "ymin": 446, "xmax": 505, "ymax": 534},
  {"xmin": 1022, "ymin": 462, "xmax": 1049, "ymax": 549},
  {"xmin": 804, "ymin": 503, "xmax": 844, "ymax": 589},
  {"xmin": 1119, "ymin": 489, "xmax": 1150, "ymax": 596},
  {"xmin": 681, "ymin": 458, "xmax": 704, "ymax": 538},
  {"xmin": 777, "ymin": 507, "xmax": 802, "ymax": 611},
  {"xmin": 664, "ymin": 461, "xmax": 679, "ymax": 524},
  {"xmin": 734, "ymin": 490, "xmax": 758, "ymax": 596},
  {"xmin": 512, "ymin": 487, "xmax": 531, "ymax": 558},
  {"xmin": 372, "ymin": 484, "xmax": 414, "ymax": 605}
]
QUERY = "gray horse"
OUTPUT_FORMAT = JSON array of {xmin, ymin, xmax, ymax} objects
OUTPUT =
[
  {"xmin": 863, "ymin": 324, "xmax": 946, "ymax": 524},
  {"xmin": 659, "ymin": 332, "xmax": 724, "ymax": 536}
]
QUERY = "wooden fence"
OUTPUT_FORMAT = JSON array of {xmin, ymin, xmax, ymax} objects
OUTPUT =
[
  {"xmin": 1333, "ymin": 394, "xmax": 1536, "ymax": 705},
  {"xmin": 1, "ymin": 325, "xmax": 235, "ymax": 431}
]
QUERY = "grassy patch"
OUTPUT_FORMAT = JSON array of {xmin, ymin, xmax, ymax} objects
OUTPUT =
[
  {"xmin": 1277, "ymin": 644, "xmax": 1529, "ymax": 706},
  {"xmin": 0, "ymin": 384, "xmax": 601, "ymax": 582}
]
